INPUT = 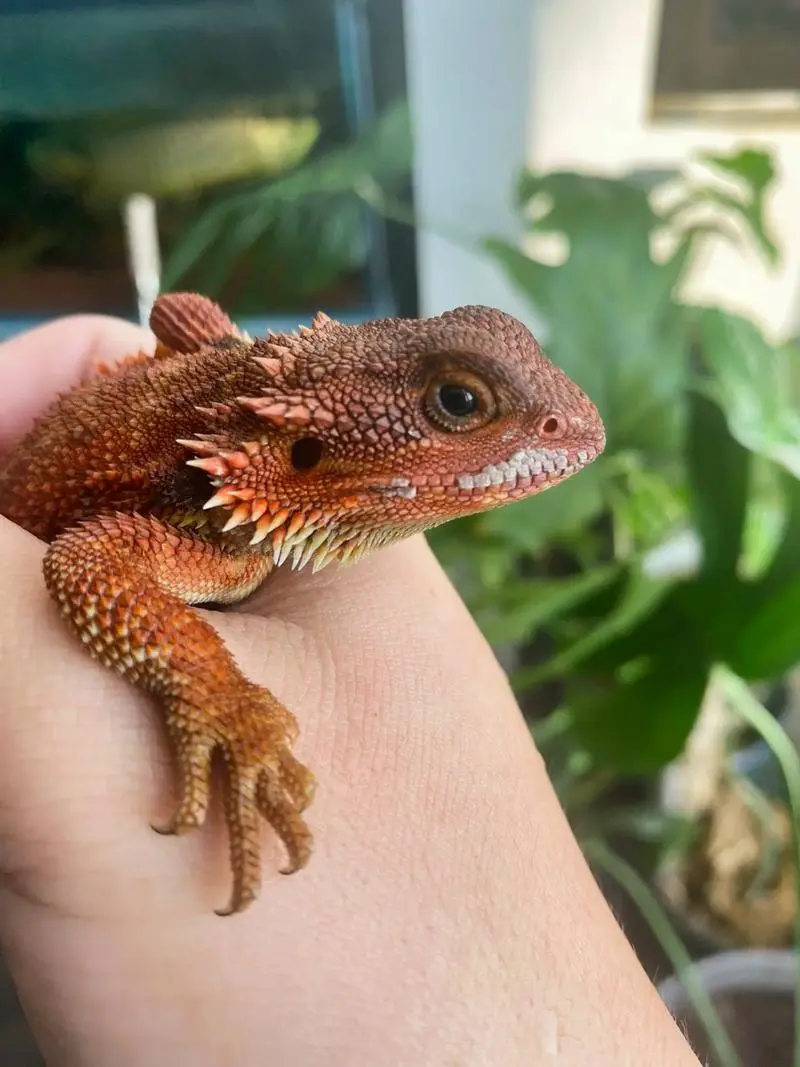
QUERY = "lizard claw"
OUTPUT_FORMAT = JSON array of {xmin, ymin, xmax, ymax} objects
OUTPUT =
[{"xmin": 155, "ymin": 682, "xmax": 315, "ymax": 916}]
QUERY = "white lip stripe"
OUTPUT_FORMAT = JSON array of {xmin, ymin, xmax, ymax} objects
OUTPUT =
[
  {"xmin": 456, "ymin": 446, "xmax": 577, "ymax": 491},
  {"xmin": 379, "ymin": 445, "xmax": 598, "ymax": 498}
]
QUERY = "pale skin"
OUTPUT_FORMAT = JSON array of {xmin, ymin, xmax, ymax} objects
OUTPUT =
[{"xmin": 0, "ymin": 316, "xmax": 701, "ymax": 1066}]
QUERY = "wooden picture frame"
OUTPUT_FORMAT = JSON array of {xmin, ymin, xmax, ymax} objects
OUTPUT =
[{"xmin": 651, "ymin": 0, "xmax": 800, "ymax": 123}]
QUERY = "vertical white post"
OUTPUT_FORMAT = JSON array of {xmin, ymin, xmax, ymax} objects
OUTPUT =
[
  {"xmin": 123, "ymin": 194, "xmax": 162, "ymax": 326},
  {"xmin": 403, "ymin": 0, "xmax": 537, "ymax": 321}
]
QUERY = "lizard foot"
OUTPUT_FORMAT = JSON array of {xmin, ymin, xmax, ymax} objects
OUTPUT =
[
  {"xmin": 42, "ymin": 512, "xmax": 316, "ymax": 915},
  {"xmin": 154, "ymin": 681, "xmax": 316, "ymax": 916}
]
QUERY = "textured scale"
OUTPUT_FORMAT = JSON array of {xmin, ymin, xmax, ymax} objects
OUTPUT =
[{"xmin": 0, "ymin": 291, "xmax": 605, "ymax": 915}]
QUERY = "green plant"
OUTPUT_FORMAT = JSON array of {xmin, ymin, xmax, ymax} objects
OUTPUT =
[
  {"xmin": 430, "ymin": 147, "xmax": 800, "ymax": 786},
  {"xmin": 162, "ymin": 99, "xmax": 412, "ymax": 306},
  {"xmin": 422, "ymin": 147, "xmax": 800, "ymax": 1065},
  {"xmin": 714, "ymin": 665, "xmax": 800, "ymax": 1066}
]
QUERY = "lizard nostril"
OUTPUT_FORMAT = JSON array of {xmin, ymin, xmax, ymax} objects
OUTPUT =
[
  {"xmin": 539, "ymin": 414, "xmax": 563, "ymax": 438},
  {"xmin": 290, "ymin": 437, "xmax": 324, "ymax": 471}
]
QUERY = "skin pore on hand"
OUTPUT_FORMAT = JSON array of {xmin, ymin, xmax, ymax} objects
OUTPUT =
[{"xmin": 0, "ymin": 315, "xmax": 701, "ymax": 1066}]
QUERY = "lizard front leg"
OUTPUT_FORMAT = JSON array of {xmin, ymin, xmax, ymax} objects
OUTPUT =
[{"xmin": 42, "ymin": 512, "xmax": 315, "ymax": 915}]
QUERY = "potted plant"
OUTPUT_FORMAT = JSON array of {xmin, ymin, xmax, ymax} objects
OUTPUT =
[{"xmin": 426, "ymin": 147, "xmax": 800, "ymax": 1063}]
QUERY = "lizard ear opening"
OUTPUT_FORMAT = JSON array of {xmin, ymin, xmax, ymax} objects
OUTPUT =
[{"xmin": 291, "ymin": 437, "xmax": 324, "ymax": 471}]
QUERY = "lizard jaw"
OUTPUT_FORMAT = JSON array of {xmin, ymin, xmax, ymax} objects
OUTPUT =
[
  {"xmin": 377, "ymin": 443, "xmax": 603, "ymax": 503},
  {"xmin": 453, "ymin": 443, "xmax": 599, "ymax": 499}
]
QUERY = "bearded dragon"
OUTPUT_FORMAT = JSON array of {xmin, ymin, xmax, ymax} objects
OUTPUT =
[{"xmin": 0, "ymin": 291, "xmax": 605, "ymax": 915}]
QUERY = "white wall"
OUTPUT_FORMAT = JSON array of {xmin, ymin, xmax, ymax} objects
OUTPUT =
[
  {"xmin": 529, "ymin": 0, "xmax": 800, "ymax": 340},
  {"xmin": 406, "ymin": 0, "xmax": 800, "ymax": 340},
  {"xmin": 403, "ymin": 0, "xmax": 537, "ymax": 321}
]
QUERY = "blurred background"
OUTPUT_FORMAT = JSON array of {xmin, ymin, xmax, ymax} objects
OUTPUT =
[{"xmin": 2, "ymin": 1, "xmax": 800, "ymax": 1064}]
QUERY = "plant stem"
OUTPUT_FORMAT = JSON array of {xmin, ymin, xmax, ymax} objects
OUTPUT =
[
  {"xmin": 714, "ymin": 663, "xmax": 800, "ymax": 1067},
  {"xmin": 585, "ymin": 837, "xmax": 743, "ymax": 1067}
]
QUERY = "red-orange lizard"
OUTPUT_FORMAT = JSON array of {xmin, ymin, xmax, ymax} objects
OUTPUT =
[{"xmin": 0, "ymin": 291, "xmax": 605, "ymax": 915}]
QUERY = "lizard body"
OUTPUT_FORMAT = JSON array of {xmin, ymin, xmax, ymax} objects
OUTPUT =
[{"xmin": 0, "ymin": 291, "xmax": 605, "ymax": 915}]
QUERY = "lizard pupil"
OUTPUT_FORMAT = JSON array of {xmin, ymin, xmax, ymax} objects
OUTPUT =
[{"xmin": 438, "ymin": 384, "xmax": 478, "ymax": 418}]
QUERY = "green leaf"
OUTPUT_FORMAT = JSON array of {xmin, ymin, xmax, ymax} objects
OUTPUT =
[
  {"xmin": 569, "ymin": 659, "xmax": 709, "ymax": 772},
  {"xmin": 698, "ymin": 308, "xmax": 800, "ymax": 478},
  {"xmin": 479, "ymin": 565, "xmax": 620, "ymax": 646},
  {"xmin": 757, "ymin": 470, "xmax": 800, "ymax": 595},
  {"xmin": 164, "ymin": 100, "xmax": 412, "ymax": 292},
  {"xmin": 693, "ymin": 147, "xmax": 779, "ymax": 264},
  {"xmin": 477, "ymin": 460, "xmax": 605, "ymax": 553},
  {"xmin": 515, "ymin": 170, "xmax": 656, "ymax": 258},
  {"xmin": 685, "ymin": 385, "xmax": 750, "ymax": 576},
  {"xmin": 484, "ymin": 177, "xmax": 690, "ymax": 459},
  {"xmin": 730, "ymin": 575, "xmax": 800, "ymax": 682},
  {"xmin": 667, "ymin": 184, "xmax": 778, "ymax": 265},
  {"xmin": 700, "ymin": 147, "xmax": 775, "ymax": 193},
  {"xmin": 573, "ymin": 572, "xmax": 751, "ymax": 682},
  {"xmin": 605, "ymin": 454, "xmax": 688, "ymax": 552},
  {"xmin": 514, "ymin": 569, "xmax": 674, "ymax": 686}
]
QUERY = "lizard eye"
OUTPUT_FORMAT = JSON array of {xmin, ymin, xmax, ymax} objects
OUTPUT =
[
  {"xmin": 424, "ymin": 373, "xmax": 496, "ymax": 432},
  {"xmin": 438, "ymin": 384, "xmax": 477, "ymax": 417}
]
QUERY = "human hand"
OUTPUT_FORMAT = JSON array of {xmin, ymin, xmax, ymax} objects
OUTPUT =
[{"xmin": 0, "ymin": 315, "xmax": 700, "ymax": 1066}]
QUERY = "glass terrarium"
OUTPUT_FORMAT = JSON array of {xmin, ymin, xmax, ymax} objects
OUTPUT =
[{"xmin": 0, "ymin": 0, "xmax": 414, "ymax": 339}]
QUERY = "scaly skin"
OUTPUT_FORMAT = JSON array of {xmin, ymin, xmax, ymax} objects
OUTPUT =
[{"xmin": 0, "ymin": 291, "xmax": 606, "ymax": 915}]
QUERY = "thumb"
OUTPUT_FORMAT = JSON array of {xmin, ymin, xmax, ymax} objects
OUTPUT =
[{"xmin": 0, "ymin": 314, "xmax": 152, "ymax": 448}]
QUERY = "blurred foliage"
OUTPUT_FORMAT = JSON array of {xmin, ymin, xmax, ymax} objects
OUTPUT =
[
  {"xmin": 0, "ymin": 98, "xmax": 411, "ymax": 315},
  {"xmin": 429, "ymin": 146, "xmax": 800, "ymax": 796},
  {"xmin": 162, "ymin": 99, "xmax": 412, "ymax": 304}
]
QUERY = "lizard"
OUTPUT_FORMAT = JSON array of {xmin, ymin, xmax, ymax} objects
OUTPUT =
[{"xmin": 0, "ymin": 290, "xmax": 606, "ymax": 916}]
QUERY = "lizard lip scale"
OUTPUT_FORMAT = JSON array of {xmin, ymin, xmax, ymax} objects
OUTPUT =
[
  {"xmin": 382, "ymin": 443, "xmax": 603, "ymax": 501},
  {"xmin": 458, "ymin": 442, "xmax": 604, "ymax": 499},
  {"xmin": 0, "ymin": 290, "xmax": 606, "ymax": 915}
]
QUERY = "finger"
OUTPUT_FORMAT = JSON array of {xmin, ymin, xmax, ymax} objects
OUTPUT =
[{"xmin": 0, "ymin": 314, "xmax": 152, "ymax": 447}]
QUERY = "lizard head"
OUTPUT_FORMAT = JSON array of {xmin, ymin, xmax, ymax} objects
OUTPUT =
[{"xmin": 179, "ymin": 303, "xmax": 605, "ymax": 570}]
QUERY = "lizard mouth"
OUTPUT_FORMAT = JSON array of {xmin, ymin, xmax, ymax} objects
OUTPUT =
[{"xmin": 377, "ymin": 445, "xmax": 601, "ymax": 502}]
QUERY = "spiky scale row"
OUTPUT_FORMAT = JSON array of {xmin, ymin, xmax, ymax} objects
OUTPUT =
[
  {"xmin": 237, "ymin": 394, "xmax": 336, "ymax": 430},
  {"xmin": 177, "ymin": 431, "xmax": 327, "ymax": 555}
]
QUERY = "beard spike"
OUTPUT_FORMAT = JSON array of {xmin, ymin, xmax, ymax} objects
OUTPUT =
[
  {"xmin": 203, "ymin": 487, "xmax": 240, "ymax": 510},
  {"xmin": 186, "ymin": 455, "xmax": 230, "ymax": 479},
  {"xmin": 221, "ymin": 504, "xmax": 253, "ymax": 532},
  {"xmin": 251, "ymin": 508, "xmax": 290, "ymax": 544},
  {"xmin": 171, "ymin": 300, "xmax": 356, "ymax": 570}
]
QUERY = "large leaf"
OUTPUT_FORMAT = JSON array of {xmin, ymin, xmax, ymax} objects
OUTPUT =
[
  {"xmin": 730, "ymin": 574, "xmax": 800, "ymax": 682},
  {"xmin": 695, "ymin": 147, "xmax": 779, "ymax": 264},
  {"xmin": 514, "ymin": 569, "xmax": 674, "ymax": 687},
  {"xmin": 484, "ymin": 171, "xmax": 690, "ymax": 459},
  {"xmin": 700, "ymin": 146, "xmax": 775, "ymax": 195},
  {"xmin": 516, "ymin": 170, "xmax": 656, "ymax": 258},
  {"xmin": 685, "ymin": 384, "xmax": 750, "ymax": 576},
  {"xmin": 698, "ymin": 307, "xmax": 800, "ymax": 478},
  {"xmin": 756, "ymin": 469, "xmax": 800, "ymax": 597},
  {"xmin": 606, "ymin": 453, "xmax": 688, "ymax": 553},
  {"xmin": 568, "ymin": 658, "xmax": 710, "ymax": 773},
  {"xmin": 539, "ymin": 568, "xmax": 751, "ymax": 685},
  {"xmin": 477, "ymin": 565, "xmax": 620, "ymax": 646}
]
